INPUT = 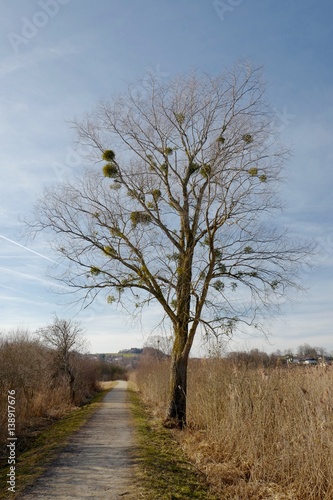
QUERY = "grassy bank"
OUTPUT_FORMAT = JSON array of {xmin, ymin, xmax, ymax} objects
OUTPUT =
[
  {"xmin": 0, "ymin": 383, "xmax": 114, "ymax": 499},
  {"xmin": 129, "ymin": 388, "xmax": 217, "ymax": 499}
]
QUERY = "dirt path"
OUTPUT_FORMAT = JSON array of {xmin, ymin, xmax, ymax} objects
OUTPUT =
[{"xmin": 21, "ymin": 381, "xmax": 140, "ymax": 499}]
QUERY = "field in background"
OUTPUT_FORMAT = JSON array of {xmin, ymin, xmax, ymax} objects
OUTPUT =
[{"xmin": 134, "ymin": 355, "xmax": 333, "ymax": 499}]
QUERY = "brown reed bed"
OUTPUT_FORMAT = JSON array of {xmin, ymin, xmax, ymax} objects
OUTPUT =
[{"xmin": 134, "ymin": 355, "xmax": 333, "ymax": 499}]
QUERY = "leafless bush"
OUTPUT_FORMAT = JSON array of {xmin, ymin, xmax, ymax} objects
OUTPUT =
[
  {"xmin": 98, "ymin": 361, "xmax": 128, "ymax": 382},
  {"xmin": 0, "ymin": 330, "xmax": 63, "ymax": 442},
  {"xmin": 70, "ymin": 354, "xmax": 100, "ymax": 405},
  {"xmin": 0, "ymin": 328, "xmax": 100, "ymax": 448}
]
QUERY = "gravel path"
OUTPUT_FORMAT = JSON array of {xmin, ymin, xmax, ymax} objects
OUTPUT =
[{"xmin": 21, "ymin": 381, "xmax": 139, "ymax": 499}]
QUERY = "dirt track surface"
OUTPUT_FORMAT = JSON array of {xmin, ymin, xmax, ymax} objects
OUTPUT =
[{"xmin": 21, "ymin": 381, "xmax": 139, "ymax": 499}]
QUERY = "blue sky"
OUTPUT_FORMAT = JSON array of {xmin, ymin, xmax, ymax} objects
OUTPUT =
[{"xmin": 0, "ymin": 0, "xmax": 332, "ymax": 354}]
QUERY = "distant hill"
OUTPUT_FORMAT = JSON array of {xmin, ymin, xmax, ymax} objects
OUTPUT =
[
  {"xmin": 90, "ymin": 347, "xmax": 168, "ymax": 368},
  {"xmin": 119, "ymin": 348, "xmax": 143, "ymax": 355}
]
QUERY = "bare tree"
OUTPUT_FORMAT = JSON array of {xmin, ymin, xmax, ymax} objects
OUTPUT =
[
  {"xmin": 37, "ymin": 316, "xmax": 87, "ymax": 403},
  {"xmin": 29, "ymin": 64, "xmax": 312, "ymax": 427},
  {"xmin": 144, "ymin": 334, "xmax": 173, "ymax": 356},
  {"xmin": 296, "ymin": 343, "xmax": 319, "ymax": 359}
]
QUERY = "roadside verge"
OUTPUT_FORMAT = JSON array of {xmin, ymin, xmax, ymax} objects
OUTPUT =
[{"xmin": 129, "ymin": 389, "xmax": 217, "ymax": 500}]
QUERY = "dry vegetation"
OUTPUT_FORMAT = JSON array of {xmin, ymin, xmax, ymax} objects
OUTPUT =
[
  {"xmin": 134, "ymin": 354, "xmax": 333, "ymax": 499},
  {"xmin": 0, "ymin": 329, "xmax": 102, "ymax": 450}
]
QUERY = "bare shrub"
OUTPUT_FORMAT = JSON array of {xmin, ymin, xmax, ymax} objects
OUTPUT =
[
  {"xmin": 70, "ymin": 354, "xmax": 100, "ymax": 405},
  {"xmin": 0, "ymin": 327, "xmax": 100, "ymax": 449},
  {"xmin": 98, "ymin": 361, "xmax": 128, "ymax": 382},
  {"xmin": 0, "ymin": 330, "xmax": 69, "ymax": 443}
]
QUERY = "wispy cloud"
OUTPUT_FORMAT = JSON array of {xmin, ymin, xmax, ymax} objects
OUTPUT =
[
  {"xmin": 0, "ymin": 287, "xmax": 47, "ymax": 305},
  {"xmin": 0, "ymin": 43, "xmax": 79, "ymax": 78},
  {"xmin": 0, "ymin": 283, "xmax": 36, "ymax": 295},
  {"xmin": 0, "ymin": 265, "xmax": 66, "ymax": 290}
]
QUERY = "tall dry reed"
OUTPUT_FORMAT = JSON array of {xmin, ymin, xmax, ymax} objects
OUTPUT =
[{"xmin": 135, "ymin": 355, "xmax": 333, "ymax": 499}]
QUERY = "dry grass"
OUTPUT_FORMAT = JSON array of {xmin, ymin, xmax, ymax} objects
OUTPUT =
[
  {"xmin": 134, "ymin": 356, "xmax": 333, "ymax": 499},
  {"xmin": 129, "ymin": 389, "xmax": 217, "ymax": 499}
]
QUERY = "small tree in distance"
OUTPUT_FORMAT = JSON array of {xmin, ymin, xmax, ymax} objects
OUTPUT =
[
  {"xmin": 38, "ymin": 316, "xmax": 87, "ymax": 403},
  {"xmin": 29, "ymin": 63, "xmax": 312, "ymax": 428}
]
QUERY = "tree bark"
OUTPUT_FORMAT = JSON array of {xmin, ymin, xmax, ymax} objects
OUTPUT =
[
  {"xmin": 68, "ymin": 371, "xmax": 75, "ymax": 404},
  {"xmin": 164, "ymin": 313, "xmax": 192, "ymax": 429},
  {"xmin": 165, "ymin": 349, "xmax": 189, "ymax": 429},
  {"xmin": 164, "ymin": 244, "xmax": 193, "ymax": 428}
]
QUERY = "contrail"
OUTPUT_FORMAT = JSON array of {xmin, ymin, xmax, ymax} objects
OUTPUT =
[
  {"xmin": 0, "ymin": 234, "xmax": 58, "ymax": 264},
  {"xmin": 0, "ymin": 266, "xmax": 68, "ymax": 290}
]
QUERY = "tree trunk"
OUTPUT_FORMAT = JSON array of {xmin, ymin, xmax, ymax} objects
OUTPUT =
[
  {"xmin": 165, "ymin": 345, "xmax": 189, "ymax": 429},
  {"xmin": 68, "ymin": 371, "xmax": 75, "ymax": 404},
  {"xmin": 63, "ymin": 355, "xmax": 75, "ymax": 404},
  {"xmin": 165, "ymin": 245, "xmax": 193, "ymax": 429}
]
